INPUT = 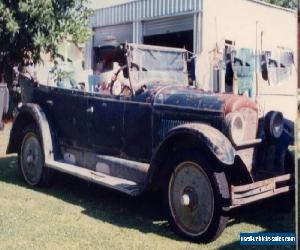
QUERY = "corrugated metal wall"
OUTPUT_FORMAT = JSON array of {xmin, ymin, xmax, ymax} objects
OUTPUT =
[
  {"xmin": 91, "ymin": 0, "xmax": 202, "ymax": 28},
  {"xmin": 92, "ymin": 2, "xmax": 137, "ymax": 28}
]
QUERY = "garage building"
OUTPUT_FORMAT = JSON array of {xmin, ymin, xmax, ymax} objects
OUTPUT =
[{"xmin": 86, "ymin": 0, "xmax": 202, "ymax": 69}]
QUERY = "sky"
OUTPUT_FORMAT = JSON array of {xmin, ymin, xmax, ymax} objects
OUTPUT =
[{"xmin": 89, "ymin": 0, "xmax": 134, "ymax": 9}]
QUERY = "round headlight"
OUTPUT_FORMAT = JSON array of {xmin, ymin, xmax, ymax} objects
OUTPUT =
[
  {"xmin": 226, "ymin": 113, "xmax": 245, "ymax": 145},
  {"xmin": 265, "ymin": 111, "xmax": 283, "ymax": 139}
]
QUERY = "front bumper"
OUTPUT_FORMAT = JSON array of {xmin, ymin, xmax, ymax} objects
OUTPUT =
[{"xmin": 231, "ymin": 174, "xmax": 294, "ymax": 207}]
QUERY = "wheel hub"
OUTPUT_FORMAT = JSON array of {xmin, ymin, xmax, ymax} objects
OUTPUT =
[
  {"xmin": 26, "ymin": 154, "xmax": 34, "ymax": 164},
  {"xmin": 181, "ymin": 188, "xmax": 198, "ymax": 211},
  {"xmin": 181, "ymin": 194, "xmax": 190, "ymax": 207}
]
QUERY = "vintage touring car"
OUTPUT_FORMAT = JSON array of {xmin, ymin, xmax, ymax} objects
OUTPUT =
[{"xmin": 7, "ymin": 44, "xmax": 294, "ymax": 242}]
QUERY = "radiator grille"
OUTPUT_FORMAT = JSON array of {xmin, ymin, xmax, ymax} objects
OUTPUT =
[{"xmin": 159, "ymin": 119, "xmax": 187, "ymax": 139}]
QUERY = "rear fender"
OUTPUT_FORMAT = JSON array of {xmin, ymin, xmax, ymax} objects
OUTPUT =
[{"xmin": 6, "ymin": 103, "xmax": 55, "ymax": 162}]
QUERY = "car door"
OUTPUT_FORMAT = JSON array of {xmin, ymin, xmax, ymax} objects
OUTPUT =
[
  {"xmin": 34, "ymin": 87, "xmax": 89, "ymax": 149},
  {"xmin": 87, "ymin": 95, "xmax": 125, "ymax": 156},
  {"xmin": 122, "ymin": 100, "xmax": 153, "ymax": 162}
]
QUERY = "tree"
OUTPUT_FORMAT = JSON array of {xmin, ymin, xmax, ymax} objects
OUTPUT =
[
  {"xmin": 263, "ymin": 0, "xmax": 297, "ymax": 9},
  {"xmin": 0, "ymin": 0, "xmax": 92, "ymax": 83}
]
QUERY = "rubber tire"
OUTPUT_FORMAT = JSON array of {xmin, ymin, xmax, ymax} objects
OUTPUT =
[
  {"xmin": 268, "ymin": 150, "xmax": 295, "ymax": 213},
  {"xmin": 270, "ymin": 192, "xmax": 295, "ymax": 213},
  {"xmin": 18, "ymin": 124, "xmax": 53, "ymax": 187},
  {"xmin": 163, "ymin": 150, "xmax": 230, "ymax": 243}
]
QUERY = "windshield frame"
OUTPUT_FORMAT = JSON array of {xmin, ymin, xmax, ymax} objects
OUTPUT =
[{"xmin": 126, "ymin": 43, "xmax": 188, "ymax": 93}]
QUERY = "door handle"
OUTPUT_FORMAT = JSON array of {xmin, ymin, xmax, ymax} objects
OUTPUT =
[
  {"xmin": 86, "ymin": 106, "xmax": 94, "ymax": 113},
  {"xmin": 46, "ymin": 100, "xmax": 54, "ymax": 106},
  {"xmin": 102, "ymin": 102, "xmax": 107, "ymax": 108}
]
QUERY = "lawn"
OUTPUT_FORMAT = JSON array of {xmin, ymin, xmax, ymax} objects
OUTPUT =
[{"xmin": 0, "ymin": 124, "xmax": 296, "ymax": 250}]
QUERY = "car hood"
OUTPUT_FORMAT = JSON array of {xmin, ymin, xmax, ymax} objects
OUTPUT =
[{"xmin": 151, "ymin": 85, "xmax": 257, "ymax": 114}]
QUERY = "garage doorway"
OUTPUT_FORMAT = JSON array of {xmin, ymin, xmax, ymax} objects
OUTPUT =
[{"xmin": 143, "ymin": 30, "xmax": 193, "ymax": 52}]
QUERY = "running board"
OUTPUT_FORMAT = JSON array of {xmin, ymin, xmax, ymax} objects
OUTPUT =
[
  {"xmin": 46, "ymin": 160, "xmax": 143, "ymax": 196},
  {"xmin": 95, "ymin": 155, "xmax": 149, "ymax": 183}
]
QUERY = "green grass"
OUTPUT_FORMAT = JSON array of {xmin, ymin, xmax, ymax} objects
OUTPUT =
[{"xmin": 0, "ymin": 124, "xmax": 295, "ymax": 250}]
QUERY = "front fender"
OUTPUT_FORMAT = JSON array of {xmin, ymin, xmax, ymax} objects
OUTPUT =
[
  {"xmin": 159, "ymin": 123, "xmax": 235, "ymax": 165},
  {"xmin": 6, "ymin": 103, "xmax": 55, "ymax": 162},
  {"xmin": 144, "ymin": 123, "xmax": 236, "ymax": 191}
]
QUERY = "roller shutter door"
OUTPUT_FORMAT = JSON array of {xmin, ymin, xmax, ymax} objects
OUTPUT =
[
  {"xmin": 93, "ymin": 23, "xmax": 133, "ymax": 47},
  {"xmin": 143, "ymin": 15, "xmax": 194, "ymax": 36}
]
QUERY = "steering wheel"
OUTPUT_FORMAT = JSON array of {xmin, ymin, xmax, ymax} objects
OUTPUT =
[
  {"xmin": 110, "ymin": 65, "xmax": 133, "ymax": 97},
  {"xmin": 130, "ymin": 62, "xmax": 148, "ymax": 72}
]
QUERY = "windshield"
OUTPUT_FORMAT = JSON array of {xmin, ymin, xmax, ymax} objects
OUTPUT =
[{"xmin": 127, "ymin": 44, "xmax": 188, "ymax": 90}]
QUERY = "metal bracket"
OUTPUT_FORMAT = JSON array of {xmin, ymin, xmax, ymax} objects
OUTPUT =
[{"xmin": 231, "ymin": 174, "xmax": 294, "ymax": 207}]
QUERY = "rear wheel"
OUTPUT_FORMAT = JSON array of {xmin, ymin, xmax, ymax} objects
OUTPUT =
[
  {"xmin": 18, "ymin": 125, "xmax": 53, "ymax": 187},
  {"xmin": 163, "ymin": 151, "xmax": 230, "ymax": 242}
]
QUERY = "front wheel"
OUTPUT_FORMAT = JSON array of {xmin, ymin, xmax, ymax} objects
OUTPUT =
[
  {"xmin": 18, "ymin": 125, "xmax": 53, "ymax": 187},
  {"xmin": 163, "ymin": 151, "xmax": 230, "ymax": 242}
]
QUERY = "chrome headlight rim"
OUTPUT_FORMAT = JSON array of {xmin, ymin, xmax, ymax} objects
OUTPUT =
[
  {"xmin": 226, "ymin": 112, "xmax": 245, "ymax": 145},
  {"xmin": 265, "ymin": 111, "xmax": 284, "ymax": 139}
]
